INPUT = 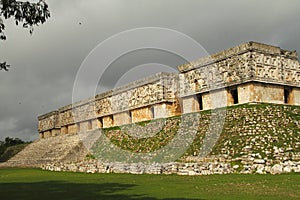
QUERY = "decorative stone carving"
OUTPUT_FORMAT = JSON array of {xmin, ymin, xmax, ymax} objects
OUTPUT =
[
  {"xmin": 38, "ymin": 111, "xmax": 59, "ymax": 132},
  {"xmin": 38, "ymin": 42, "xmax": 300, "ymax": 137}
]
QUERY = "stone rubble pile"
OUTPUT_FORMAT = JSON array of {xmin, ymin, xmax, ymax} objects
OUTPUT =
[
  {"xmin": 41, "ymin": 159, "xmax": 300, "ymax": 175},
  {"xmin": 240, "ymin": 160, "xmax": 300, "ymax": 174}
]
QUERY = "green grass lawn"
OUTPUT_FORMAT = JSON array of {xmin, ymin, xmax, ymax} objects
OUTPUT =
[{"xmin": 0, "ymin": 168, "xmax": 299, "ymax": 200}]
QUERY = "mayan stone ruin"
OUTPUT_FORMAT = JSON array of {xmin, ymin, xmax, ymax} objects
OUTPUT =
[{"xmin": 38, "ymin": 41, "xmax": 300, "ymax": 139}]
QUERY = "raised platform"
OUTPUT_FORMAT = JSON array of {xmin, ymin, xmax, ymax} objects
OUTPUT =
[{"xmin": 0, "ymin": 134, "xmax": 88, "ymax": 168}]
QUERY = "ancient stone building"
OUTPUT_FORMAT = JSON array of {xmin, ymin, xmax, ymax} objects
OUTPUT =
[
  {"xmin": 38, "ymin": 72, "xmax": 180, "ymax": 138},
  {"xmin": 179, "ymin": 41, "xmax": 300, "ymax": 113},
  {"xmin": 38, "ymin": 41, "xmax": 300, "ymax": 138}
]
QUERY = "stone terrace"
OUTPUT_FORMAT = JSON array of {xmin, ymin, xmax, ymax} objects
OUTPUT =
[{"xmin": 0, "ymin": 134, "xmax": 88, "ymax": 168}]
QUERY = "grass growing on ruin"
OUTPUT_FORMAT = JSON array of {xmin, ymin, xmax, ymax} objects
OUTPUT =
[
  {"xmin": 103, "ymin": 117, "xmax": 180, "ymax": 153},
  {"xmin": 0, "ymin": 168, "xmax": 299, "ymax": 200},
  {"xmin": 92, "ymin": 103, "xmax": 300, "ymax": 162},
  {"xmin": 188, "ymin": 103, "xmax": 300, "ymax": 160}
]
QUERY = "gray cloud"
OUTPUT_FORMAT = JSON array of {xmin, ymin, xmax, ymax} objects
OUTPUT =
[{"xmin": 0, "ymin": 0, "xmax": 300, "ymax": 141}]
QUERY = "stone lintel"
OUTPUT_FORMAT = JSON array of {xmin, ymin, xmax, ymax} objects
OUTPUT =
[
  {"xmin": 251, "ymin": 79, "xmax": 300, "ymax": 88},
  {"xmin": 179, "ymin": 80, "xmax": 253, "ymax": 98},
  {"xmin": 180, "ymin": 80, "xmax": 300, "ymax": 99}
]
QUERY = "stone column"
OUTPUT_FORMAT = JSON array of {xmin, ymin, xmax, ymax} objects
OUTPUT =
[
  {"xmin": 103, "ymin": 116, "xmax": 114, "ymax": 128},
  {"xmin": 131, "ymin": 106, "xmax": 153, "ymax": 123},
  {"xmin": 39, "ymin": 132, "xmax": 44, "ymax": 139},
  {"xmin": 61, "ymin": 126, "xmax": 68, "ymax": 134},
  {"xmin": 153, "ymin": 103, "xmax": 168, "ymax": 118},
  {"xmin": 113, "ymin": 111, "xmax": 131, "ymax": 126},
  {"xmin": 202, "ymin": 90, "xmax": 227, "ymax": 110},
  {"xmin": 92, "ymin": 118, "xmax": 102, "ymax": 129},
  {"xmin": 292, "ymin": 88, "xmax": 300, "ymax": 105},
  {"xmin": 182, "ymin": 96, "xmax": 200, "ymax": 113}
]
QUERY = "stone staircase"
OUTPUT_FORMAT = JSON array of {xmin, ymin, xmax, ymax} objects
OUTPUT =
[{"xmin": 0, "ymin": 134, "xmax": 89, "ymax": 168}]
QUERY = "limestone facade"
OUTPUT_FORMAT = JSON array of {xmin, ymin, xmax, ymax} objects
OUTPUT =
[
  {"xmin": 38, "ymin": 72, "xmax": 179, "ymax": 138},
  {"xmin": 179, "ymin": 41, "xmax": 300, "ymax": 113},
  {"xmin": 38, "ymin": 42, "xmax": 300, "ymax": 138}
]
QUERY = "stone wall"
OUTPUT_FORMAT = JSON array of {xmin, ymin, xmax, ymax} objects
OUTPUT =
[
  {"xmin": 179, "ymin": 42, "xmax": 300, "ymax": 113},
  {"xmin": 22, "ymin": 42, "xmax": 300, "ymax": 175},
  {"xmin": 102, "ymin": 116, "xmax": 114, "ymax": 128},
  {"xmin": 98, "ymin": 103, "xmax": 300, "ymax": 164},
  {"xmin": 42, "ymin": 160, "xmax": 300, "ymax": 175},
  {"xmin": 38, "ymin": 42, "xmax": 300, "ymax": 138},
  {"xmin": 178, "ymin": 42, "xmax": 300, "ymax": 98},
  {"xmin": 41, "ymin": 103, "xmax": 300, "ymax": 175},
  {"xmin": 38, "ymin": 111, "xmax": 59, "ymax": 133},
  {"xmin": 38, "ymin": 72, "xmax": 179, "ymax": 138}
]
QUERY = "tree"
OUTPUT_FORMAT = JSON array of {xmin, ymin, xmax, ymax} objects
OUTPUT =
[
  {"xmin": 4, "ymin": 136, "xmax": 24, "ymax": 145},
  {"xmin": 0, "ymin": 0, "xmax": 50, "ymax": 71},
  {"xmin": 0, "ymin": 137, "xmax": 25, "ymax": 154}
]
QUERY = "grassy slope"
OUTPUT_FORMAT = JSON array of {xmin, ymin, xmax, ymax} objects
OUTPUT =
[
  {"xmin": 208, "ymin": 104, "xmax": 300, "ymax": 159},
  {"xmin": 97, "ymin": 103, "xmax": 300, "ymax": 162},
  {"xmin": 0, "ymin": 168, "xmax": 299, "ymax": 200},
  {"xmin": 0, "ymin": 144, "xmax": 29, "ymax": 162}
]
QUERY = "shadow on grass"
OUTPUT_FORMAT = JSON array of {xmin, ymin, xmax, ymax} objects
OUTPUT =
[{"xmin": 0, "ymin": 181, "xmax": 201, "ymax": 200}]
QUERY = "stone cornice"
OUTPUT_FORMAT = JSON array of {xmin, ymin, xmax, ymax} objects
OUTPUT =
[{"xmin": 177, "ymin": 41, "xmax": 298, "ymax": 73}]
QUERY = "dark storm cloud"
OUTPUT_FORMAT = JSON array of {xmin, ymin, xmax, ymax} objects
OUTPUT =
[{"xmin": 0, "ymin": 0, "xmax": 300, "ymax": 141}]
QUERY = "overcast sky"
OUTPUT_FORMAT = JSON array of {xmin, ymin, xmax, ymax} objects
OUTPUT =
[{"xmin": 0, "ymin": 0, "xmax": 300, "ymax": 141}]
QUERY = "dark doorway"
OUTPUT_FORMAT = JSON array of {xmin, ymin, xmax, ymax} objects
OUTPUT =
[
  {"xmin": 110, "ymin": 115, "xmax": 114, "ymax": 126},
  {"xmin": 150, "ymin": 106, "xmax": 155, "ymax": 118},
  {"xmin": 98, "ymin": 118, "xmax": 103, "ymax": 128},
  {"xmin": 230, "ymin": 88, "xmax": 239, "ymax": 104},
  {"xmin": 284, "ymin": 87, "xmax": 291, "ymax": 104},
  {"xmin": 129, "ymin": 111, "xmax": 133, "ymax": 123},
  {"xmin": 196, "ymin": 93, "xmax": 203, "ymax": 110}
]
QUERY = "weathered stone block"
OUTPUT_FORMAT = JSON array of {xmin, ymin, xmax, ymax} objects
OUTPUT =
[
  {"xmin": 51, "ymin": 129, "xmax": 61, "ymax": 137},
  {"xmin": 113, "ymin": 111, "xmax": 131, "ymax": 126},
  {"xmin": 92, "ymin": 118, "xmax": 102, "ymax": 129},
  {"xmin": 202, "ymin": 90, "xmax": 227, "ymax": 110},
  {"xmin": 102, "ymin": 116, "xmax": 114, "ymax": 128},
  {"xmin": 39, "ymin": 133, "xmax": 44, "ymax": 139},
  {"xmin": 250, "ymin": 83, "xmax": 284, "ymax": 104},
  {"xmin": 78, "ymin": 121, "xmax": 92, "ymax": 132},
  {"xmin": 182, "ymin": 96, "xmax": 200, "ymax": 113},
  {"xmin": 237, "ymin": 83, "xmax": 253, "ymax": 104},
  {"xmin": 61, "ymin": 126, "xmax": 68, "ymax": 135},
  {"xmin": 153, "ymin": 103, "xmax": 179, "ymax": 118},
  {"xmin": 44, "ymin": 131, "xmax": 51, "ymax": 138},
  {"xmin": 153, "ymin": 103, "xmax": 168, "ymax": 118},
  {"xmin": 131, "ymin": 106, "xmax": 153, "ymax": 123},
  {"xmin": 68, "ymin": 124, "xmax": 78, "ymax": 134},
  {"xmin": 292, "ymin": 88, "xmax": 300, "ymax": 105}
]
